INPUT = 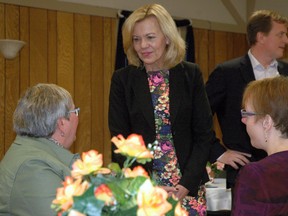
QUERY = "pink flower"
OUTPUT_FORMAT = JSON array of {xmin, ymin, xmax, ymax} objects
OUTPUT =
[{"xmin": 150, "ymin": 73, "xmax": 164, "ymax": 86}]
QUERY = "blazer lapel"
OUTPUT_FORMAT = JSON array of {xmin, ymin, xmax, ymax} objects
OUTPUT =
[
  {"xmin": 240, "ymin": 55, "xmax": 255, "ymax": 83},
  {"xmin": 132, "ymin": 68, "xmax": 155, "ymax": 130},
  {"xmin": 169, "ymin": 64, "xmax": 184, "ymax": 126}
]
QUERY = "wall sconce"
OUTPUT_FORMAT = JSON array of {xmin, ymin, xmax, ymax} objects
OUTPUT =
[{"xmin": 0, "ymin": 39, "xmax": 26, "ymax": 59}]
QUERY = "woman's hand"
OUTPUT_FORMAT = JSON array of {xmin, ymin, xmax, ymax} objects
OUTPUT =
[
  {"xmin": 159, "ymin": 186, "xmax": 178, "ymax": 197},
  {"xmin": 174, "ymin": 184, "xmax": 189, "ymax": 201}
]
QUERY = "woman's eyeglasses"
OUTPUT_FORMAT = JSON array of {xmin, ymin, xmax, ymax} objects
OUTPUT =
[
  {"xmin": 68, "ymin": 107, "xmax": 80, "ymax": 116},
  {"xmin": 240, "ymin": 109, "xmax": 262, "ymax": 118}
]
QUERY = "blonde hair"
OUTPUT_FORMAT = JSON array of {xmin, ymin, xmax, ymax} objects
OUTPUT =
[
  {"xmin": 122, "ymin": 4, "xmax": 186, "ymax": 68},
  {"xmin": 242, "ymin": 76, "xmax": 288, "ymax": 138}
]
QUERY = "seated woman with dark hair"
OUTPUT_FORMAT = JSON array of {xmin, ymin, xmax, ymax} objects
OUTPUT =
[
  {"xmin": 232, "ymin": 76, "xmax": 288, "ymax": 215},
  {"xmin": 0, "ymin": 83, "xmax": 80, "ymax": 215}
]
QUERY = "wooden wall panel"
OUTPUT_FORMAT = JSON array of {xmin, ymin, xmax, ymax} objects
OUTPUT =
[
  {"xmin": 4, "ymin": 4, "xmax": 20, "ymax": 151},
  {"xmin": 74, "ymin": 14, "xmax": 91, "ymax": 154},
  {"xmin": 91, "ymin": 16, "xmax": 104, "ymax": 155},
  {"xmin": 47, "ymin": 11, "xmax": 57, "ymax": 83},
  {"xmin": 233, "ymin": 33, "xmax": 248, "ymax": 56},
  {"xmin": 30, "ymin": 8, "xmax": 48, "ymax": 85},
  {"xmin": 19, "ymin": 7, "xmax": 30, "ymax": 94},
  {"xmin": 57, "ymin": 12, "xmax": 74, "ymax": 93},
  {"xmin": 103, "ymin": 17, "xmax": 113, "ymax": 165},
  {"xmin": 0, "ymin": 4, "xmax": 4, "ymax": 159},
  {"xmin": 194, "ymin": 28, "xmax": 209, "ymax": 82}
]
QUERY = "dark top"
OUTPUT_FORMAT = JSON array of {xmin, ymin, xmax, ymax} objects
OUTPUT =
[
  {"xmin": 109, "ymin": 61, "xmax": 214, "ymax": 196},
  {"xmin": 232, "ymin": 151, "xmax": 288, "ymax": 216},
  {"xmin": 206, "ymin": 54, "xmax": 288, "ymax": 188}
]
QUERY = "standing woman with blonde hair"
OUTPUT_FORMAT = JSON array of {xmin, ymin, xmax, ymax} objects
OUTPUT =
[{"xmin": 109, "ymin": 4, "xmax": 214, "ymax": 215}]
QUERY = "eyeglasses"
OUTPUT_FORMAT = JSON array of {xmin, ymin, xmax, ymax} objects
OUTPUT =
[
  {"xmin": 240, "ymin": 109, "xmax": 262, "ymax": 118},
  {"xmin": 68, "ymin": 107, "xmax": 80, "ymax": 116}
]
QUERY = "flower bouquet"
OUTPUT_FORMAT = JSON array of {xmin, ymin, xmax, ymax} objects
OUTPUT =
[
  {"xmin": 206, "ymin": 161, "xmax": 225, "ymax": 182},
  {"xmin": 51, "ymin": 134, "xmax": 188, "ymax": 216}
]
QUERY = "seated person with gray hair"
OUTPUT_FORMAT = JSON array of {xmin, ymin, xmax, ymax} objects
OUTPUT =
[{"xmin": 0, "ymin": 83, "xmax": 80, "ymax": 215}]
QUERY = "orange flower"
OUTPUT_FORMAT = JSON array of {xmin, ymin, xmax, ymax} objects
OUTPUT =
[
  {"xmin": 52, "ymin": 176, "xmax": 89, "ymax": 211},
  {"xmin": 174, "ymin": 202, "xmax": 189, "ymax": 216},
  {"xmin": 111, "ymin": 134, "xmax": 153, "ymax": 162},
  {"xmin": 71, "ymin": 150, "xmax": 110, "ymax": 179},
  {"xmin": 94, "ymin": 184, "xmax": 115, "ymax": 206},
  {"xmin": 137, "ymin": 179, "xmax": 172, "ymax": 216},
  {"xmin": 123, "ymin": 166, "xmax": 149, "ymax": 178}
]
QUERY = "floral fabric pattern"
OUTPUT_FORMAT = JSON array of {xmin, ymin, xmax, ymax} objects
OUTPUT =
[{"xmin": 147, "ymin": 70, "xmax": 207, "ymax": 216}]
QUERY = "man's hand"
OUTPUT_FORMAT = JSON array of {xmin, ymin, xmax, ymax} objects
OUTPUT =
[{"xmin": 217, "ymin": 150, "xmax": 251, "ymax": 169}]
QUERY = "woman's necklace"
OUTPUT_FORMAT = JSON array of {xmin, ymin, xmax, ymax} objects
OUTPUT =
[{"xmin": 48, "ymin": 137, "xmax": 64, "ymax": 148}]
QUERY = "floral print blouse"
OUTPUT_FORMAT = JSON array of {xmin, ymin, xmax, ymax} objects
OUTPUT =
[{"xmin": 147, "ymin": 70, "xmax": 206, "ymax": 216}]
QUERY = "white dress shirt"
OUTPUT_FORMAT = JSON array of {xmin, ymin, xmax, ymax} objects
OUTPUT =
[{"xmin": 248, "ymin": 49, "xmax": 279, "ymax": 80}]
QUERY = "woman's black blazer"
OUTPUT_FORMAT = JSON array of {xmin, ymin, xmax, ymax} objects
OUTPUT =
[{"xmin": 109, "ymin": 61, "xmax": 214, "ymax": 196}]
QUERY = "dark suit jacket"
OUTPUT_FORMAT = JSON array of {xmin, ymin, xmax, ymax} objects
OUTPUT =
[
  {"xmin": 109, "ymin": 61, "xmax": 214, "ymax": 196},
  {"xmin": 206, "ymin": 54, "xmax": 288, "ymax": 187}
]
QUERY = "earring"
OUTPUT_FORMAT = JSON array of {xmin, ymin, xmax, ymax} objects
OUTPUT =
[
  {"xmin": 264, "ymin": 131, "xmax": 268, "ymax": 143},
  {"xmin": 61, "ymin": 132, "xmax": 65, "ymax": 137}
]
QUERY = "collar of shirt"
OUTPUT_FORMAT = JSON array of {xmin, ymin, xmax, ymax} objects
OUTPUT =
[{"xmin": 248, "ymin": 49, "xmax": 279, "ymax": 80}]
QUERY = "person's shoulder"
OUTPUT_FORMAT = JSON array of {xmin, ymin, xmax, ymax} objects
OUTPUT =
[
  {"xmin": 112, "ymin": 65, "xmax": 144, "ymax": 81},
  {"xmin": 176, "ymin": 61, "xmax": 201, "ymax": 74},
  {"xmin": 218, "ymin": 55, "xmax": 248, "ymax": 68},
  {"xmin": 239, "ymin": 160, "xmax": 266, "ymax": 178},
  {"xmin": 277, "ymin": 59, "xmax": 288, "ymax": 70},
  {"xmin": 278, "ymin": 59, "xmax": 288, "ymax": 65},
  {"xmin": 179, "ymin": 61, "xmax": 199, "ymax": 69},
  {"xmin": 114, "ymin": 65, "xmax": 139, "ymax": 74}
]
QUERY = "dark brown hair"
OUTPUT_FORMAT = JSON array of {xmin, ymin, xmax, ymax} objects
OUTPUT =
[{"xmin": 247, "ymin": 10, "xmax": 288, "ymax": 46}]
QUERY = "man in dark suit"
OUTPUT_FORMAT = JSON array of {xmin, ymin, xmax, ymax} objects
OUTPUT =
[{"xmin": 206, "ymin": 10, "xmax": 288, "ymax": 189}]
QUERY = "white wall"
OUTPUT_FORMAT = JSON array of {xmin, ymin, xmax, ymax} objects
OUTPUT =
[{"xmin": 1, "ymin": 0, "xmax": 288, "ymax": 33}]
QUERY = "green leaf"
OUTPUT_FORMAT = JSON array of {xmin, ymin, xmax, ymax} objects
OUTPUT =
[
  {"xmin": 136, "ymin": 158, "xmax": 152, "ymax": 164},
  {"xmin": 72, "ymin": 185, "xmax": 105, "ymax": 215},
  {"xmin": 105, "ymin": 176, "xmax": 147, "ymax": 211},
  {"xmin": 108, "ymin": 162, "xmax": 122, "ymax": 173},
  {"xmin": 166, "ymin": 197, "xmax": 179, "ymax": 216}
]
